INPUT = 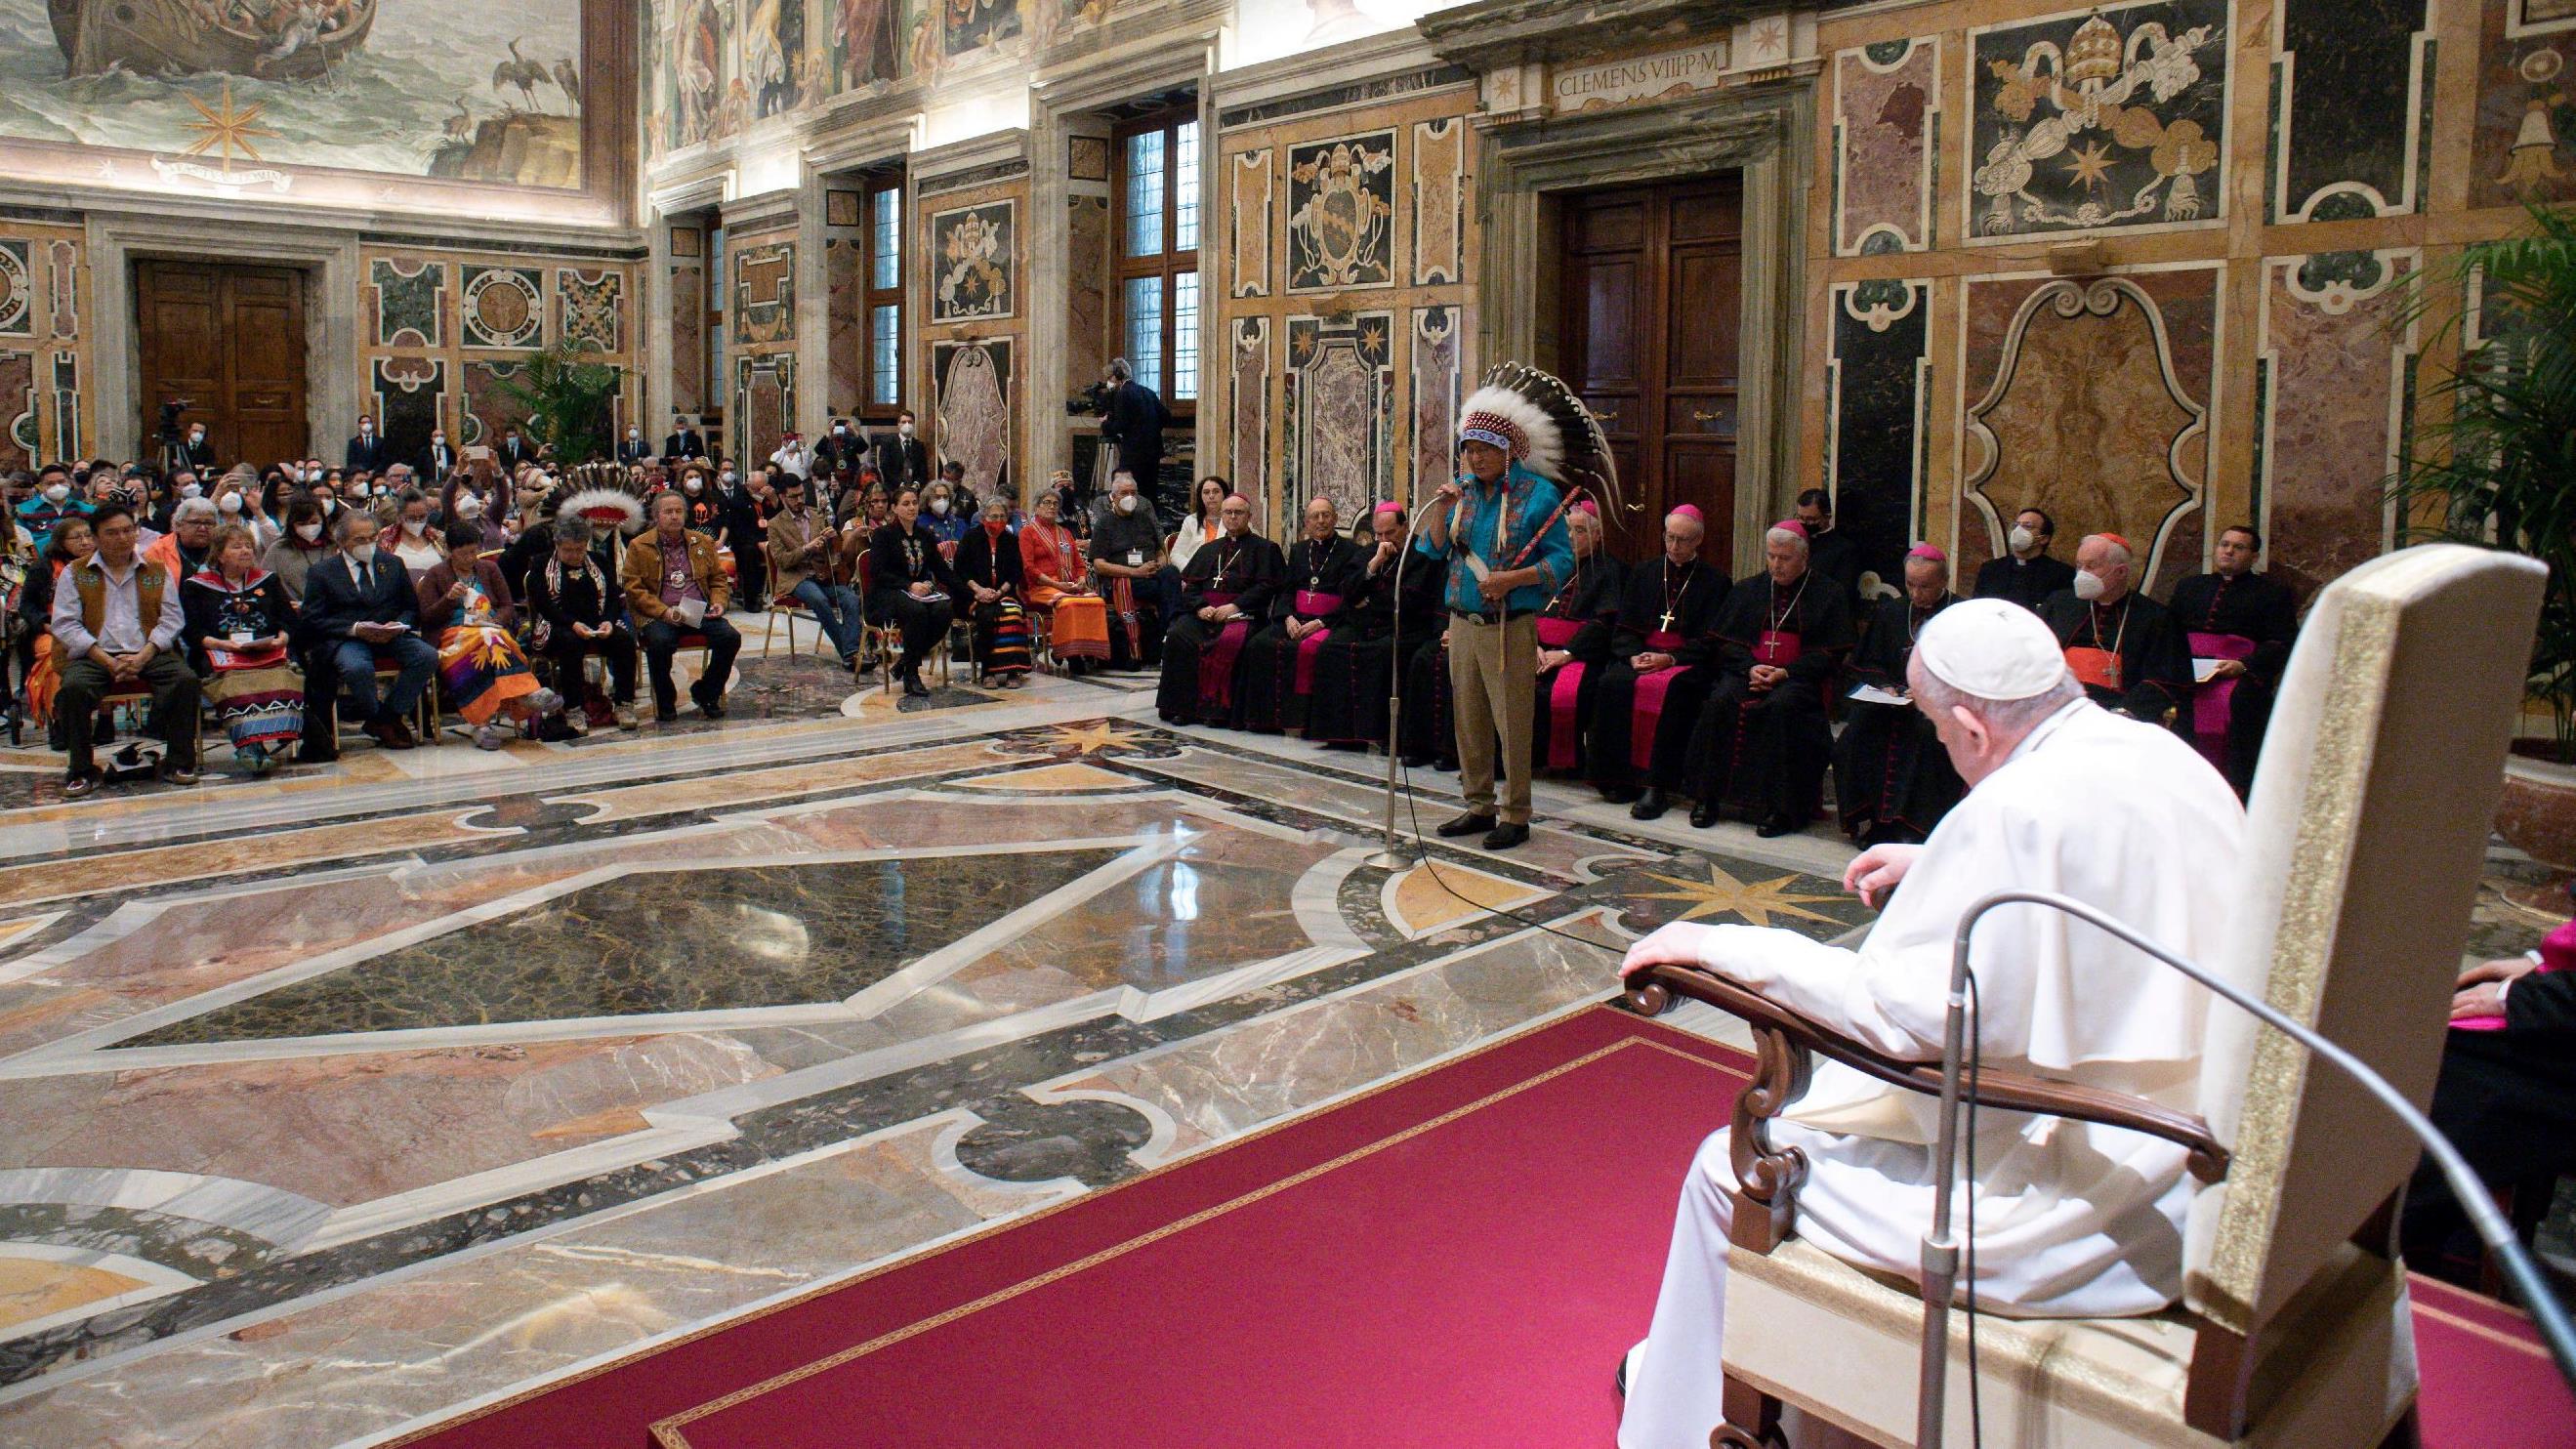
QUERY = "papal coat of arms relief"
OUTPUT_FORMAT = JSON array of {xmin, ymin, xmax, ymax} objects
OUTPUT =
[{"xmin": 1287, "ymin": 132, "xmax": 1395, "ymax": 292}]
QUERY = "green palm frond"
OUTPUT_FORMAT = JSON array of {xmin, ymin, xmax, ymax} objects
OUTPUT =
[{"xmin": 492, "ymin": 340, "xmax": 622, "ymax": 465}]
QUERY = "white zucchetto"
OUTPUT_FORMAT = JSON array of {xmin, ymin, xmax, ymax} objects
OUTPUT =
[{"xmin": 1914, "ymin": 597, "xmax": 2069, "ymax": 701}]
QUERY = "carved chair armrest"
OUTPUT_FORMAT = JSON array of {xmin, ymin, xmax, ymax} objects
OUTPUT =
[{"xmin": 1625, "ymin": 963, "xmax": 2230, "ymax": 1253}]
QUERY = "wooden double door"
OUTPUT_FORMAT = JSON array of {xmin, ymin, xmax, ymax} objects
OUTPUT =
[
  {"xmin": 135, "ymin": 260, "xmax": 309, "ymax": 470},
  {"xmin": 1558, "ymin": 176, "xmax": 1743, "ymax": 565}
]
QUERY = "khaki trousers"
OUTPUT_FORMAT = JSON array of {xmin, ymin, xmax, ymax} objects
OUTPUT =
[{"xmin": 1446, "ymin": 611, "xmax": 1537, "ymax": 824}]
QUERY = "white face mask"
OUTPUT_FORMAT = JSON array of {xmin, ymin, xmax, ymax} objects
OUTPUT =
[
  {"xmin": 360, "ymin": 423, "xmax": 373, "ymax": 435},
  {"xmin": 433, "ymin": 435, "xmax": 446, "ymax": 447},
  {"xmin": 295, "ymin": 520, "xmax": 323, "ymax": 542},
  {"xmin": 2072, "ymin": 568, "xmax": 2107, "ymax": 602},
  {"xmin": 2008, "ymin": 524, "xmax": 2035, "ymax": 554},
  {"xmin": 218, "ymin": 493, "xmax": 242, "ymax": 515},
  {"xmin": 348, "ymin": 542, "xmax": 377, "ymax": 566},
  {"xmin": 898, "ymin": 422, "xmax": 915, "ymax": 438},
  {"xmin": 929, "ymin": 497, "xmax": 949, "ymax": 517},
  {"xmin": 684, "ymin": 478, "xmax": 702, "ymax": 494},
  {"xmin": 320, "ymin": 498, "xmax": 339, "ymax": 515},
  {"xmin": 189, "ymin": 431, "xmax": 204, "ymax": 443},
  {"xmin": 404, "ymin": 518, "xmax": 429, "ymax": 536},
  {"xmin": 628, "ymin": 429, "xmax": 641, "ymax": 439},
  {"xmin": 42, "ymin": 483, "xmax": 68, "ymax": 504},
  {"xmin": 721, "ymin": 471, "xmax": 737, "ymax": 487},
  {"xmin": 457, "ymin": 498, "xmax": 484, "ymax": 521},
  {"xmin": 1115, "ymin": 493, "xmax": 1138, "ymax": 515},
  {"xmin": 352, "ymin": 484, "xmax": 371, "ymax": 500}
]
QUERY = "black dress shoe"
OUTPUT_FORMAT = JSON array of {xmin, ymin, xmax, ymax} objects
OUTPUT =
[
  {"xmin": 1755, "ymin": 813, "xmax": 1798, "ymax": 839},
  {"xmin": 1435, "ymin": 811, "xmax": 1498, "ymax": 838},
  {"xmin": 1629, "ymin": 787, "xmax": 1668, "ymax": 821},
  {"xmin": 1481, "ymin": 821, "xmax": 1529, "ymax": 850},
  {"xmin": 1398, "ymin": 754, "xmax": 1431, "ymax": 769},
  {"xmin": 1600, "ymin": 784, "xmax": 1641, "ymax": 806},
  {"xmin": 691, "ymin": 683, "xmax": 727, "ymax": 719},
  {"xmin": 1688, "ymin": 805, "xmax": 1718, "ymax": 829},
  {"xmin": 902, "ymin": 669, "xmax": 932, "ymax": 698}
]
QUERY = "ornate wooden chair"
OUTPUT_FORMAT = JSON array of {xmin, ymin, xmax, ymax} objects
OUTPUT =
[{"xmin": 1626, "ymin": 544, "xmax": 2544, "ymax": 1449}]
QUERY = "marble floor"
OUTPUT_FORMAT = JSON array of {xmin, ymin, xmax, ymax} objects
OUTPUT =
[{"xmin": 0, "ymin": 626, "xmax": 1875, "ymax": 1448}]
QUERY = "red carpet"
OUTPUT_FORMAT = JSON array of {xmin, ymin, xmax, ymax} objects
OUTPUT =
[{"xmin": 390, "ymin": 1006, "xmax": 2574, "ymax": 1449}]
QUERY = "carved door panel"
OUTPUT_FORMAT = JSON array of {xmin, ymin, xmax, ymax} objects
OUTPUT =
[{"xmin": 136, "ymin": 260, "xmax": 309, "ymax": 470}]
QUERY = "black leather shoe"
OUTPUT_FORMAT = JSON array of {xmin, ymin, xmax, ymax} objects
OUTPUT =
[
  {"xmin": 690, "ymin": 683, "xmax": 727, "ymax": 720},
  {"xmin": 1398, "ymin": 754, "xmax": 1432, "ymax": 769},
  {"xmin": 1755, "ymin": 813, "xmax": 1798, "ymax": 839},
  {"xmin": 1688, "ymin": 805, "xmax": 1718, "ymax": 829},
  {"xmin": 1481, "ymin": 822, "xmax": 1529, "ymax": 850},
  {"xmin": 902, "ymin": 670, "xmax": 932, "ymax": 698},
  {"xmin": 1599, "ymin": 784, "xmax": 1641, "ymax": 806},
  {"xmin": 1435, "ymin": 811, "xmax": 1497, "ymax": 838},
  {"xmin": 1629, "ymin": 788, "xmax": 1668, "ymax": 821}
]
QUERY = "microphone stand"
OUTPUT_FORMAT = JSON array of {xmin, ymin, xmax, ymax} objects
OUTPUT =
[
  {"xmin": 1366, "ymin": 496, "xmax": 1437, "ymax": 871},
  {"xmin": 1917, "ymin": 889, "xmax": 2576, "ymax": 1449}
]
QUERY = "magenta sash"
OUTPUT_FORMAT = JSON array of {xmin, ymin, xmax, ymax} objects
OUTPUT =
[
  {"xmin": 1197, "ymin": 591, "xmax": 1251, "ymax": 711},
  {"xmin": 1537, "ymin": 617, "xmax": 1588, "ymax": 769},
  {"xmin": 2187, "ymin": 631, "xmax": 2257, "ymax": 769},
  {"xmin": 1755, "ymin": 629, "xmax": 1804, "ymax": 666},
  {"xmin": 1291, "ymin": 590, "xmax": 1344, "ymax": 695},
  {"xmin": 1630, "ymin": 628, "xmax": 1687, "ymax": 771}
]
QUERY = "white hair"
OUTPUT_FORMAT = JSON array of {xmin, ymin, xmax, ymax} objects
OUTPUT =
[
  {"xmin": 1664, "ymin": 509, "xmax": 1704, "ymax": 534},
  {"xmin": 171, "ymin": 497, "xmax": 218, "ymax": 524},
  {"xmin": 1911, "ymin": 664, "xmax": 2081, "ymax": 737},
  {"xmin": 1766, "ymin": 525, "xmax": 1809, "ymax": 554},
  {"xmin": 2083, "ymin": 533, "xmax": 2133, "ymax": 568}
]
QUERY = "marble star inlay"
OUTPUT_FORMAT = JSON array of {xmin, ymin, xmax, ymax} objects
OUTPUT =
[{"xmin": 1627, "ymin": 862, "xmax": 1844, "ymax": 929}]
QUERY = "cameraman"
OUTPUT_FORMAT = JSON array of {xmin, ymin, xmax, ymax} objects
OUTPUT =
[{"xmin": 1098, "ymin": 359, "xmax": 1170, "ymax": 519}]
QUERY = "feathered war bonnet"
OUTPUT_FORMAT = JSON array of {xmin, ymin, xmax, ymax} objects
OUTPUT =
[
  {"xmin": 1454, "ymin": 361, "xmax": 1625, "ymax": 515},
  {"xmin": 553, "ymin": 461, "xmax": 649, "ymax": 538}
]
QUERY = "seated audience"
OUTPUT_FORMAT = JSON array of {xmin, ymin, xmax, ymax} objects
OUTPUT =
[
  {"xmin": 522, "ymin": 515, "xmax": 639, "ymax": 731},
  {"xmin": 144, "ymin": 496, "xmax": 218, "ymax": 585},
  {"xmin": 768, "ymin": 484, "xmax": 866, "ymax": 666},
  {"xmin": 2035, "ymin": 532, "xmax": 2192, "ymax": 724},
  {"xmin": 953, "ymin": 489, "xmax": 1032, "ymax": 687},
  {"xmin": 621, "ymin": 491, "xmax": 741, "ymax": 722},
  {"xmin": 2165, "ymin": 523, "xmax": 2300, "ymax": 796},
  {"xmin": 263, "ymin": 497, "xmax": 335, "ymax": 600},
  {"xmin": 921, "ymin": 476, "xmax": 973, "ymax": 554},
  {"xmin": 21, "ymin": 515, "xmax": 91, "ymax": 745},
  {"xmin": 1167, "ymin": 476, "xmax": 1227, "ymax": 576},
  {"xmin": 1236, "ymin": 496, "xmax": 1359, "ymax": 733},
  {"xmin": 49, "ymin": 505, "xmax": 200, "ymax": 797},
  {"xmin": 180, "ymin": 522, "xmax": 303, "ymax": 776},
  {"xmin": 1833, "ymin": 544, "xmax": 1966, "ymax": 846},
  {"xmin": 388, "ymin": 488, "xmax": 444, "ymax": 576},
  {"xmin": 418, "ymin": 523, "xmax": 565, "ymax": 750},
  {"xmin": 1309, "ymin": 503, "xmax": 1447, "ymax": 751},
  {"xmin": 1090, "ymin": 473, "xmax": 1166, "ymax": 672},
  {"xmin": 1588, "ymin": 507, "xmax": 1728, "ymax": 816},
  {"xmin": 1019, "ymin": 488, "xmax": 1109, "ymax": 671},
  {"xmin": 1156, "ymin": 493, "xmax": 1284, "ymax": 726},
  {"xmin": 866, "ymin": 486, "xmax": 959, "ymax": 699},
  {"xmin": 1974, "ymin": 506, "xmax": 2076, "ymax": 609},
  {"xmin": 1524, "ymin": 501, "xmax": 1624, "ymax": 774},
  {"xmin": 1684, "ymin": 518, "xmax": 1857, "ymax": 836},
  {"xmin": 15, "ymin": 465, "xmax": 88, "ymax": 553},
  {"xmin": 300, "ymin": 510, "xmax": 439, "ymax": 753}
]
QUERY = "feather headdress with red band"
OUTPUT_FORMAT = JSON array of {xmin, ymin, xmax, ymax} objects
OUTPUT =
[{"xmin": 1454, "ymin": 361, "xmax": 1627, "ymax": 518}]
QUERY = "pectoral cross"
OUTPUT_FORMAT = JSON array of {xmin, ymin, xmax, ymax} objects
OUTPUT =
[{"xmin": 1658, "ymin": 607, "xmax": 1677, "ymax": 633}]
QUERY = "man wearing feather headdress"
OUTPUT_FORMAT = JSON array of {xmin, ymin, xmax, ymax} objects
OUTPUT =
[{"xmin": 1416, "ymin": 377, "xmax": 1579, "ymax": 851}]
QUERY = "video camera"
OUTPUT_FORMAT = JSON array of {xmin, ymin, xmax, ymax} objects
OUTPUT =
[{"xmin": 1064, "ymin": 379, "xmax": 1111, "ymax": 418}]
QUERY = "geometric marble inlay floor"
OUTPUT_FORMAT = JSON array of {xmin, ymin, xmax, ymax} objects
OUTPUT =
[{"xmin": 0, "ymin": 682, "xmax": 1871, "ymax": 1448}]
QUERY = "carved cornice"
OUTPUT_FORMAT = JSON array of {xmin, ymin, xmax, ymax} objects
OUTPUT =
[
  {"xmin": 1474, "ymin": 87, "xmax": 1795, "ymax": 192},
  {"xmin": 1419, "ymin": 0, "xmax": 1763, "ymax": 71}
]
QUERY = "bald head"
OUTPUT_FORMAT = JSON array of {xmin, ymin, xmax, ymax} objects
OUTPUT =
[{"xmin": 1662, "ymin": 509, "xmax": 1703, "ymax": 565}]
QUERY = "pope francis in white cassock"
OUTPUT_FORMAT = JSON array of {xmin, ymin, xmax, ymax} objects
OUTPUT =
[{"xmin": 1615, "ymin": 598, "xmax": 2249, "ymax": 1449}]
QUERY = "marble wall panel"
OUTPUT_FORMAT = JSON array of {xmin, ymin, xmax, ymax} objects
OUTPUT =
[
  {"xmin": 1411, "ymin": 117, "xmax": 1465, "ymax": 285},
  {"xmin": 0, "ymin": 241, "xmax": 35, "ymax": 339},
  {"xmin": 1230, "ymin": 149, "xmax": 1273, "ymax": 299},
  {"xmin": 826, "ymin": 236, "xmax": 862, "ymax": 412},
  {"xmin": 368, "ymin": 259, "xmax": 445, "ymax": 350},
  {"xmin": 934, "ymin": 339, "xmax": 1013, "ymax": 509},
  {"xmin": 1230, "ymin": 316, "xmax": 1269, "ymax": 496},
  {"xmin": 1960, "ymin": 269, "xmax": 2217, "ymax": 591},
  {"xmin": 0, "ymin": 349, "xmax": 30, "ymax": 472},
  {"xmin": 1066, "ymin": 196, "xmax": 1110, "ymax": 392},
  {"xmin": 734, "ymin": 352, "xmax": 797, "ymax": 467},
  {"xmin": 556, "ymin": 269, "xmax": 625, "ymax": 353},
  {"xmin": 459, "ymin": 266, "xmax": 546, "ymax": 351},
  {"xmin": 1287, "ymin": 131, "xmax": 1396, "ymax": 292},
  {"xmin": 462, "ymin": 359, "xmax": 532, "ymax": 449},
  {"xmin": 370, "ymin": 357, "xmax": 447, "ymax": 466},
  {"xmin": 47, "ymin": 352, "xmax": 75, "ymax": 461},
  {"xmin": 671, "ymin": 257, "xmax": 706, "ymax": 417},
  {"xmin": 43, "ymin": 239, "xmax": 74, "ymax": 342},
  {"xmin": 1828, "ymin": 278, "xmax": 1930, "ymax": 591},
  {"xmin": 1283, "ymin": 312, "xmax": 1392, "ymax": 518},
  {"xmin": 2474, "ymin": 0, "xmax": 2576, "ymax": 206},
  {"xmin": 2259, "ymin": 249, "xmax": 2417, "ymax": 602},
  {"xmin": 1966, "ymin": 0, "xmax": 2230, "ymax": 241},
  {"xmin": 2271, "ymin": 0, "xmax": 2431, "ymax": 221},
  {"xmin": 1410, "ymin": 305, "xmax": 1461, "ymax": 499},
  {"xmin": 732, "ymin": 235, "xmax": 798, "ymax": 347},
  {"xmin": 930, "ymin": 200, "xmax": 1016, "ymax": 324},
  {"xmin": 1833, "ymin": 37, "xmax": 1938, "ymax": 255}
]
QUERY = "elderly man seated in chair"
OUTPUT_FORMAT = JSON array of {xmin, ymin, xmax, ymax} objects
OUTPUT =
[{"xmin": 1614, "ymin": 598, "xmax": 2247, "ymax": 1449}]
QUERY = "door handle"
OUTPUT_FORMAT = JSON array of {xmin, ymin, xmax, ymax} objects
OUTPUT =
[
  {"xmin": 1690, "ymin": 408, "xmax": 1726, "ymax": 425},
  {"xmin": 1592, "ymin": 406, "xmax": 1622, "ymax": 426}
]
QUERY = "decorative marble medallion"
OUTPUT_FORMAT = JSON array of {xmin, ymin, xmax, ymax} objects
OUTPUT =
[
  {"xmin": 556, "ymin": 268, "xmax": 624, "ymax": 353},
  {"xmin": 0, "ymin": 243, "xmax": 35, "ymax": 339},
  {"xmin": 459, "ymin": 266, "xmax": 544, "ymax": 350},
  {"xmin": 934, "ymin": 339, "xmax": 1012, "ymax": 506}
]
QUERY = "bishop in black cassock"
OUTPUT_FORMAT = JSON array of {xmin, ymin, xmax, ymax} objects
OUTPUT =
[
  {"xmin": 1587, "ymin": 507, "xmax": 1729, "ymax": 815},
  {"xmin": 1156, "ymin": 496, "xmax": 1285, "ymax": 725},
  {"xmin": 1683, "ymin": 519, "xmax": 1855, "ymax": 835},
  {"xmin": 1307, "ymin": 505, "xmax": 1447, "ymax": 749},
  {"xmin": 2035, "ymin": 533, "xmax": 2192, "ymax": 726},
  {"xmin": 1833, "ymin": 545, "xmax": 1966, "ymax": 846},
  {"xmin": 1236, "ymin": 498, "xmax": 1363, "ymax": 733},
  {"xmin": 2164, "ymin": 524, "xmax": 2299, "ymax": 796}
]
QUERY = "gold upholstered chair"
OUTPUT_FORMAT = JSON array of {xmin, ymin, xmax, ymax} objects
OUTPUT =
[{"xmin": 1627, "ymin": 543, "xmax": 2544, "ymax": 1448}]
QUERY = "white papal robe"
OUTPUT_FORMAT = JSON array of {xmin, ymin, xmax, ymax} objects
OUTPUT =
[{"xmin": 1619, "ymin": 697, "xmax": 2248, "ymax": 1449}]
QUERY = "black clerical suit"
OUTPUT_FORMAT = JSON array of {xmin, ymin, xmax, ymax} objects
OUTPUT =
[
  {"xmin": 873, "ymin": 432, "xmax": 932, "ymax": 491},
  {"xmin": 2402, "ymin": 965, "xmax": 2576, "ymax": 1279},
  {"xmin": 663, "ymin": 428, "xmax": 708, "ymax": 461},
  {"xmin": 1974, "ymin": 551, "xmax": 2076, "ymax": 611},
  {"xmin": 1310, "ymin": 544, "xmax": 1448, "ymax": 749},
  {"xmin": 2036, "ymin": 588, "xmax": 2193, "ymax": 724},
  {"xmin": 616, "ymin": 435, "xmax": 652, "ymax": 467},
  {"xmin": 345, "ymin": 431, "xmax": 392, "ymax": 473},
  {"xmin": 1684, "ymin": 568, "xmax": 1856, "ymax": 830},
  {"xmin": 1807, "ymin": 525, "xmax": 1862, "ymax": 607},
  {"xmin": 2165, "ymin": 567, "xmax": 2300, "ymax": 796},
  {"xmin": 423, "ymin": 439, "xmax": 459, "ymax": 478},
  {"xmin": 1236, "ymin": 533, "xmax": 1363, "ymax": 733},
  {"xmin": 1585, "ymin": 557, "xmax": 1729, "ymax": 803},
  {"xmin": 496, "ymin": 434, "xmax": 534, "ymax": 470},
  {"xmin": 1156, "ymin": 530, "xmax": 1285, "ymax": 725},
  {"xmin": 1833, "ymin": 593, "xmax": 1966, "ymax": 845}
]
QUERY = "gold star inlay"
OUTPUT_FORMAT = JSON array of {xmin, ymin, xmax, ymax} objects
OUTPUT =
[
  {"xmin": 181, "ymin": 81, "xmax": 278, "ymax": 172},
  {"xmin": 1628, "ymin": 862, "xmax": 1843, "ymax": 930},
  {"xmin": 2062, "ymin": 140, "xmax": 2115, "ymax": 192},
  {"xmin": 1039, "ymin": 720, "xmax": 1148, "ymax": 757}
]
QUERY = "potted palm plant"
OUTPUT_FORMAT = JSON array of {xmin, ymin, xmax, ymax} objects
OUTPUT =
[
  {"xmin": 2391, "ymin": 204, "xmax": 2576, "ymax": 878},
  {"xmin": 494, "ymin": 340, "xmax": 623, "ymax": 465}
]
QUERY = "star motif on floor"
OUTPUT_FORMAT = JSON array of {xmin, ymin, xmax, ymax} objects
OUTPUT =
[
  {"xmin": 1039, "ymin": 720, "xmax": 1153, "ymax": 757},
  {"xmin": 1627, "ymin": 862, "xmax": 1844, "ymax": 929}
]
